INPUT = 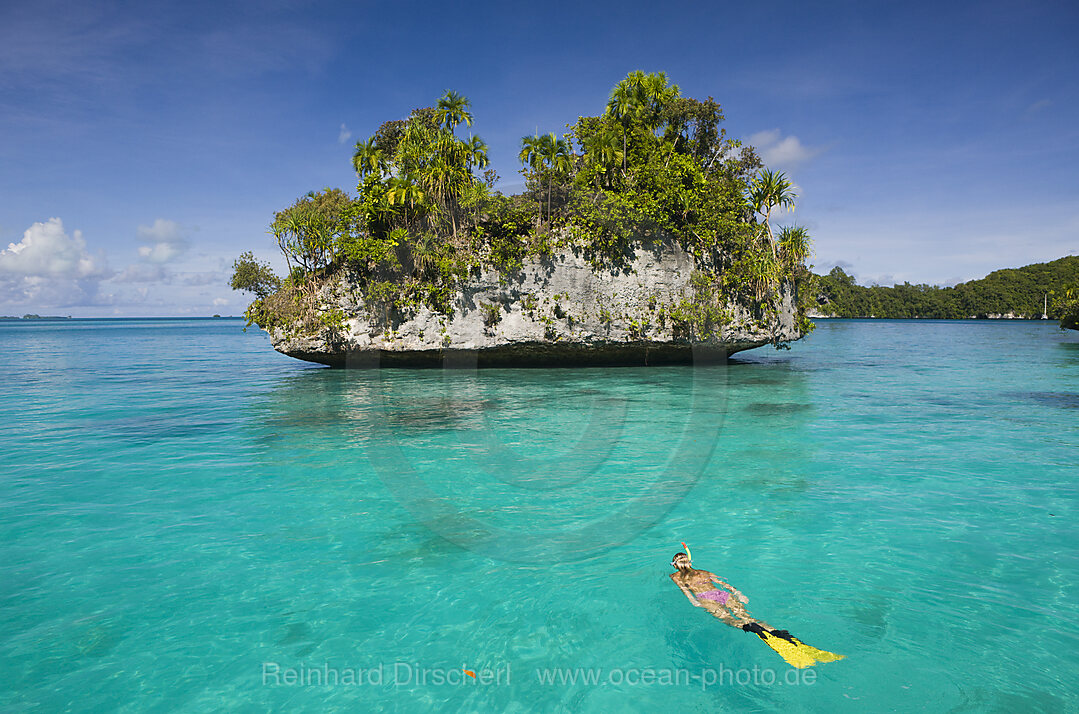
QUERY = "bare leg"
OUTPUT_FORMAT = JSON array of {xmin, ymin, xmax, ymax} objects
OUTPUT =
[
  {"xmin": 724, "ymin": 599, "xmax": 771, "ymax": 631},
  {"xmin": 698, "ymin": 601, "xmax": 772, "ymax": 632},
  {"xmin": 698, "ymin": 601, "xmax": 745, "ymax": 628}
]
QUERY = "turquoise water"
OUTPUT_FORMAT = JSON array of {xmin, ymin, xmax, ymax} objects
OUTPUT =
[{"xmin": 1, "ymin": 318, "xmax": 1077, "ymax": 712}]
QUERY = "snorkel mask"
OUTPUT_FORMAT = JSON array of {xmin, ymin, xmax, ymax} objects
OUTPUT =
[{"xmin": 671, "ymin": 541, "xmax": 692, "ymax": 568}]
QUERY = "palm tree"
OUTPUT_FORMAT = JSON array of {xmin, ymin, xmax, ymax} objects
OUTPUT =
[
  {"xmin": 352, "ymin": 138, "xmax": 386, "ymax": 181},
  {"xmin": 605, "ymin": 71, "xmax": 681, "ymax": 169},
  {"xmin": 519, "ymin": 134, "xmax": 544, "ymax": 223},
  {"xmin": 538, "ymin": 133, "xmax": 571, "ymax": 221},
  {"xmin": 585, "ymin": 129, "xmax": 624, "ymax": 189},
  {"xmin": 519, "ymin": 134, "xmax": 542, "ymax": 170},
  {"xmin": 389, "ymin": 174, "xmax": 428, "ymax": 229},
  {"xmin": 747, "ymin": 169, "xmax": 797, "ymax": 261},
  {"xmin": 435, "ymin": 90, "xmax": 473, "ymax": 136},
  {"xmin": 464, "ymin": 135, "xmax": 489, "ymax": 172},
  {"xmin": 386, "ymin": 174, "xmax": 425, "ymax": 209}
]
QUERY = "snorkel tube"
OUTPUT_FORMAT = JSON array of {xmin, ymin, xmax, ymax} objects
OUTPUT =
[{"xmin": 681, "ymin": 541, "xmax": 692, "ymax": 562}]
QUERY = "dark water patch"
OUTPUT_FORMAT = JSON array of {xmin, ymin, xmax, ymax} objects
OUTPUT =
[
  {"xmin": 276, "ymin": 621, "xmax": 312, "ymax": 646},
  {"xmin": 922, "ymin": 397, "xmax": 967, "ymax": 409},
  {"xmin": 381, "ymin": 511, "xmax": 493, "ymax": 561},
  {"xmin": 1008, "ymin": 391, "xmax": 1079, "ymax": 410},
  {"xmin": 263, "ymin": 412, "xmax": 348, "ymax": 431},
  {"xmin": 743, "ymin": 402, "xmax": 812, "ymax": 415},
  {"xmin": 737, "ymin": 378, "xmax": 787, "ymax": 388},
  {"xmin": 724, "ymin": 363, "xmax": 790, "ymax": 382},
  {"xmin": 71, "ymin": 414, "xmax": 230, "ymax": 443},
  {"xmin": 919, "ymin": 395, "xmax": 994, "ymax": 411},
  {"xmin": 847, "ymin": 596, "xmax": 893, "ymax": 640},
  {"xmin": 956, "ymin": 687, "xmax": 1067, "ymax": 713},
  {"xmin": 378, "ymin": 398, "xmax": 501, "ymax": 431},
  {"xmin": 73, "ymin": 621, "xmax": 123, "ymax": 658}
]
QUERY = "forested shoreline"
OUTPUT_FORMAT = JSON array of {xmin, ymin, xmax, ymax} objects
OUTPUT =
[{"xmin": 811, "ymin": 256, "xmax": 1079, "ymax": 329}]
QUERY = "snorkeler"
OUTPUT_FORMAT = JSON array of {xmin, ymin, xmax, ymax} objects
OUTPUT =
[{"xmin": 669, "ymin": 543, "xmax": 843, "ymax": 669}]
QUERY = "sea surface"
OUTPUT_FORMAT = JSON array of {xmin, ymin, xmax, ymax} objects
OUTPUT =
[{"xmin": 1, "ymin": 318, "xmax": 1077, "ymax": 712}]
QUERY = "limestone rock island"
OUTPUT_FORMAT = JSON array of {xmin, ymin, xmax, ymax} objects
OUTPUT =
[{"xmin": 232, "ymin": 72, "xmax": 814, "ymax": 366}]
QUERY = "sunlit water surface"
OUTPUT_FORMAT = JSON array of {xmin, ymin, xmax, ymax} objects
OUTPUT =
[{"xmin": 1, "ymin": 318, "xmax": 1077, "ymax": 711}]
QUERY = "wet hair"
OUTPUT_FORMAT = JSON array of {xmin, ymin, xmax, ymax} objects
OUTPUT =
[{"xmin": 671, "ymin": 552, "xmax": 691, "ymax": 570}]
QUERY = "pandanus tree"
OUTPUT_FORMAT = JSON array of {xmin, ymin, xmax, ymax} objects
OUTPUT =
[
  {"xmin": 271, "ymin": 188, "xmax": 353, "ymax": 279},
  {"xmin": 745, "ymin": 248, "xmax": 781, "ymax": 302},
  {"xmin": 777, "ymin": 225, "xmax": 812, "ymax": 303},
  {"xmin": 421, "ymin": 157, "xmax": 471, "ymax": 238},
  {"xmin": 633, "ymin": 71, "xmax": 680, "ymax": 133},
  {"xmin": 387, "ymin": 110, "xmax": 478, "ymax": 239},
  {"xmin": 408, "ymin": 232, "xmax": 441, "ymax": 278},
  {"xmin": 747, "ymin": 169, "xmax": 797, "ymax": 261},
  {"xmin": 777, "ymin": 225, "xmax": 811, "ymax": 271}
]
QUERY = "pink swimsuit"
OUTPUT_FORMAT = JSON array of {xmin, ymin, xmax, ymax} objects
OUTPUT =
[{"xmin": 697, "ymin": 589, "xmax": 730, "ymax": 605}]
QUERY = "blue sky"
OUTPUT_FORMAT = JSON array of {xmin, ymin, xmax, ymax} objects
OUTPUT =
[{"xmin": 1, "ymin": 0, "xmax": 1076, "ymax": 316}]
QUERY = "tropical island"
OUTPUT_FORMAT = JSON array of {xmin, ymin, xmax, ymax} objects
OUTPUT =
[
  {"xmin": 230, "ymin": 72, "xmax": 816, "ymax": 366},
  {"xmin": 809, "ymin": 256, "xmax": 1079, "ymax": 328}
]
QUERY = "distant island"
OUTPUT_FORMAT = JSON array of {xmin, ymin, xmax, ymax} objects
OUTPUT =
[
  {"xmin": 0, "ymin": 314, "xmax": 73, "ymax": 320},
  {"xmin": 810, "ymin": 256, "xmax": 1079, "ymax": 329},
  {"xmin": 231, "ymin": 72, "xmax": 816, "ymax": 366}
]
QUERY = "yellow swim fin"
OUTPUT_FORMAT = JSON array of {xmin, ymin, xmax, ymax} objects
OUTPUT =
[
  {"xmin": 776, "ymin": 630, "xmax": 844, "ymax": 664},
  {"xmin": 794, "ymin": 639, "xmax": 844, "ymax": 663},
  {"xmin": 759, "ymin": 630, "xmax": 818, "ymax": 668},
  {"xmin": 746, "ymin": 625, "xmax": 844, "ymax": 668}
]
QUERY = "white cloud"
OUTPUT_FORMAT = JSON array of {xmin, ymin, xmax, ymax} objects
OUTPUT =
[
  {"xmin": 748, "ymin": 129, "xmax": 825, "ymax": 170},
  {"xmin": 212, "ymin": 297, "xmax": 228, "ymax": 306},
  {"xmin": 0, "ymin": 218, "xmax": 105, "ymax": 277},
  {"xmin": 0, "ymin": 218, "xmax": 108, "ymax": 306},
  {"xmin": 338, "ymin": 123, "xmax": 352, "ymax": 144},
  {"xmin": 136, "ymin": 218, "xmax": 187, "ymax": 263}
]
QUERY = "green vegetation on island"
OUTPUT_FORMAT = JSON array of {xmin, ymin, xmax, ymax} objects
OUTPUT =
[
  {"xmin": 1055, "ymin": 286, "xmax": 1079, "ymax": 330},
  {"xmin": 810, "ymin": 256, "xmax": 1079, "ymax": 327},
  {"xmin": 231, "ymin": 72, "xmax": 815, "ymax": 340}
]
